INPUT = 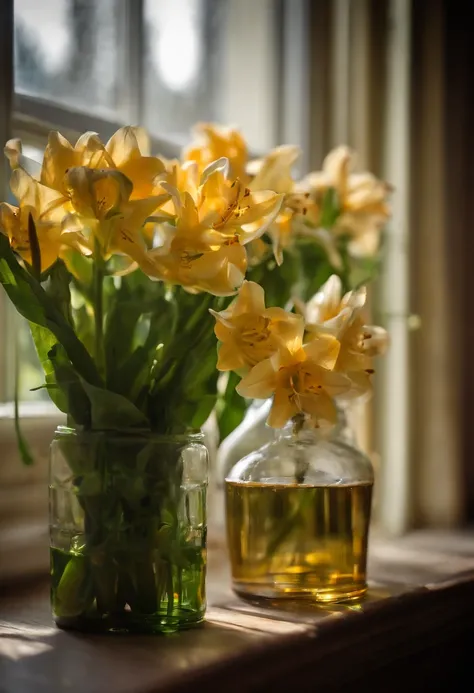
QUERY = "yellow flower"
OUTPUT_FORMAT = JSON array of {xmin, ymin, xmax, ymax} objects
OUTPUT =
[
  {"xmin": 199, "ymin": 159, "xmax": 284, "ymax": 242},
  {"xmin": 246, "ymin": 237, "xmax": 272, "ymax": 267},
  {"xmin": 62, "ymin": 167, "xmax": 169, "ymax": 274},
  {"xmin": 301, "ymin": 146, "xmax": 391, "ymax": 256},
  {"xmin": 0, "ymin": 169, "xmax": 82, "ymax": 272},
  {"xmin": 157, "ymin": 158, "xmax": 199, "ymax": 198},
  {"xmin": 248, "ymin": 145, "xmax": 316, "ymax": 265},
  {"xmin": 149, "ymin": 162, "xmax": 284, "ymax": 295},
  {"xmin": 298, "ymin": 274, "xmax": 388, "ymax": 397},
  {"xmin": 6, "ymin": 127, "xmax": 165, "ymax": 201},
  {"xmin": 248, "ymin": 145, "xmax": 300, "ymax": 194},
  {"xmin": 300, "ymin": 274, "xmax": 366, "ymax": 337},
  {"xmin": 237, "ymin": 331, "xmax": 350, "ymax": 428},
  {"xmin": 148, "ymin": 188, "xmax": 246, "ymax": 296},
  {"xmin": 183, "ymin": 122, "xmax": 248, "ymax": 180},
  {"xmin": 211, "ymin": 280, "xmax": 304, "ymax": 371},
  {"xmin": 335, "ymin": 316, "xmax": 389, "ymax": 395}
]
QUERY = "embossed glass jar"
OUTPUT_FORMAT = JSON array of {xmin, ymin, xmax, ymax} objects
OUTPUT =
[{"xmin": 50, "ymin": 427, "xmax": 208, "ymax": 633}]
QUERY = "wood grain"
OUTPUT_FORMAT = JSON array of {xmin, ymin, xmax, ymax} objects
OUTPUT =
[{"xmin": 1, "ymin": 531, "xmax": 474, "ymax": 693}]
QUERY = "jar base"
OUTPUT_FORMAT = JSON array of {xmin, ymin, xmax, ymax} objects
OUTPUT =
[
  {"xmin": 54, "ymin": 608, "xmax": 205, "ymax": 635},
  {"xmin": 232, "ymin": 580, "xmax": 367, "ymax": 604}
]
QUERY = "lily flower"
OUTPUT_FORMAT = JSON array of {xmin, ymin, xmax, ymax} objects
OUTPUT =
[
  {"xmin": 183, "ymin": 122, "xmax": 248, "ymax": 181},
  {"xmin": 301, "ymin": 146, "xmax": 391, "ymax": 257},
  {"xmin": 211, "ymin": 280, "xmax": 304, "ymax": 371},
  {"xmin": 149, "ymin": 162, "xmax": 284, "ymax": 296},
  {"xmin": 0, "ymin": 169, "xmax": 83, "ymax": 272},
  {"xmin": 298, "ymin": 274, "xmax": 366, "ymax": 337},
  {"xmin": 148, "ymin": 185, "xmax": 247, "ymax": 296},
  {"xmin": 248, "ymin": 145, "xmax": 317, "ymax": 264},
  {"xmin": 6, "ymin": 126, "xmax": 165, "ymax": 201},
  {"xmin": 335, "ymin": 316, "xmax": 389, "ymax": 395},
  {"xmin": 61, "ymin": 167, "xmax": 169, "ymax": 274},
  {"xmin": 298, "ymin": 275, "xmax": 388, "ymax": 396},
  {"xmin": 202, "ymin": 171, "xmax": 284, "ymax": 245},
  {"xmin": 237, "ymin": 330, "xmax": 350, "ymax": 428}
]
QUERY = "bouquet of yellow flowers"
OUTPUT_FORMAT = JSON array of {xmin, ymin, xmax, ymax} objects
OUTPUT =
[
  {"xmin": 0, "ymin": 122, "xmax": 389, "ymax": 633},
  {"xmin": 182, "ymin": 124, "xmax": 391, "ymax": 436}
]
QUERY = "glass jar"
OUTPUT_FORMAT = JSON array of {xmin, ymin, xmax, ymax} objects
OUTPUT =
[
  {"xmin": 49, "ymin": 427, "xmax": 208, "ymax": 633},
  {"xmin": 225, "ymin": 411, "xmax": 373, "ymax": 603}
]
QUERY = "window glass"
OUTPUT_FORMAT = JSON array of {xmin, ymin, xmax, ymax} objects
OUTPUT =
[
  {"xmin": 143, "ymin": 0, "xmax": 228, "ymax": 142},
  {"xmin": 14, "ymin": 0, "xmax": 120, "ymax": 118},
  {"xmin": 143, "ymin": 0, "xmax": 277, "ymax": 151}
]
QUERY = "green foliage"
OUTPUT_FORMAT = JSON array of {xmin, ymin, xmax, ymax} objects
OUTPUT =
[
  {"xmin": 0, "ymin": 232, "xmax": 229, "ymax": 437},
  {"xmin": 320, "ymin": 187, "xmax": 341, "ymax": 229},
  {"xmin": 81, "ymin": 381, "xmax": 149, "ymax": 430},
  {"xmin": 0, "ymin": 235, "xmax": 101, "ymax": 388}
]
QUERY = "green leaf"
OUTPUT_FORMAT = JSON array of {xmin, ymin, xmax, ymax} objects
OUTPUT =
[
  {"xmin": 216, "ymin": 371, "xmax": 247, "ymax": 441},
  {"xmin": 43, "ymin": 260, "xmax": 73, "ymax": 326},
  {"xmin": 0, "ymin": 234, "xmax": 102, "ymax": 388},
  {"xmin": 54, "ymin": 554, "xmax": 92, "ymax": 618},
  {"xmin": 190, "ymin": 394, "xmax": 217, "ymax": 430},
  {"xmin": 319, "ymin": 187, "xmax": 341, "ymax": 228},
  {"xmin": 76, "ymin": 471, "xmax": 102, "ymax": 496},
  {"xmin": 295, "ymin": 241, "xmax": 335, "ymax": 302},
  {"xmin": 63, "ymin": 249, "xmax": 93, "ymax": 288},
  {"xmin": 29, "ymin": 323, "xmax": 67, "ymax": 412},
  {"xmin": 14, "ymin": 343, "xmax": 34, "ymax": 465},
  {"xmin": 48, "ymin": 344, "xmax": 91, "ymax": 425},
  {"xmin": 27, "ymin": 213, "xmax": 41, "ymax": 280},
  {"xmin": 80, "ymin": 380, "xmax": 150, "ymax": 430}
]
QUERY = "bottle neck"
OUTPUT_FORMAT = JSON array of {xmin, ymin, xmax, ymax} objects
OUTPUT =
[{"xmin": 276, "ymin": 403, "xmax": 357, "ymax": 447}]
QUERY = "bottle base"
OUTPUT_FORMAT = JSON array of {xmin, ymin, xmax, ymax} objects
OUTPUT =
[
  {"xmin": 232, "ymin": 580, "xmax": 367, "ymax": 604},
  {"xmin": 54, "ymin": 608, "xmax": 205, "ymax": 635}
]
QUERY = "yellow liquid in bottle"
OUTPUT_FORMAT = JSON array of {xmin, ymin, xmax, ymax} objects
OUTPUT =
[{"xmin": 226, "ymin": 480, "xmax": 372, "ymax": 603}]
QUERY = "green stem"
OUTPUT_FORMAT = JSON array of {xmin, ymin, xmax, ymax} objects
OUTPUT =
[
  {"xmin": 292, "ymin": 413, "xmax": 307, "ymax": 485},
  {"xmin": 93, "ymin": 240, "xmax": 105, "ymax": 378}
]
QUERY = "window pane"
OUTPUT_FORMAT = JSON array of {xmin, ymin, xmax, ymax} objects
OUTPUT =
[
  {"xmin": 14, "ymin": 0, "xmax": 120, "ymax": 118},
  {"xmin": 143, "ymin": 0, "xmax": 278, "ymax": 151},
  {"xmin": 143, "ymin": 0, "xmax": 227, "ymax": 142}
]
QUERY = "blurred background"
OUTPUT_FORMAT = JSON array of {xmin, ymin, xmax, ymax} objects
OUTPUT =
[{"xmin": 0, "ymin": 0, "xmax": 473, "ymax": 580}]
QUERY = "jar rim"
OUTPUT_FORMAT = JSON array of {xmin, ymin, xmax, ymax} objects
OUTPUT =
[{"xmin": 53, "ymin": 425, "xmax": 205, "ymax": 443}]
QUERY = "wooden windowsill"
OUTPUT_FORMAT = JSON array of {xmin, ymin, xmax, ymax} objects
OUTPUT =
[{"xmin": 2, "ymin": 530, "xmax": 474, "ymax": 692}]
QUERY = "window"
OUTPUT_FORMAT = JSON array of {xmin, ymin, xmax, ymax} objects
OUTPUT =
[
  {"xmin": 7, "ymin": 0, "xmax": 285, "ymax": 403},
  {"xmin": 1, "ymin": 0, "xmax": 293, "ymax": 579},
  {"xmin": 13, "ymin": 0, "xmax": 280, "ymax": 151},
  {"xmin": 3, "ymin": 0, "xmax": 451, "ymax": 568},
  {"xmin": 15, "ymin": 0, "xmax": 120, "ymax": 119}
]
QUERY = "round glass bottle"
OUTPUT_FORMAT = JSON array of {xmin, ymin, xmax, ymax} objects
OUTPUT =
[
  {"xmin": 49, "ymin": 427, "xmax": 208, "ymax": 633},
  {"xmin": 225, "ymin": 411, "xmax": 373, "ymax": 603}
]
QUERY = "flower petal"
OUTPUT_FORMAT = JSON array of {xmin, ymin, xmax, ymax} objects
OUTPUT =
[
  {"xmin": 236, "ymin": 358, "xmax": 277, "ymax": 399},
  {"xmin": 319, "ymin": 369, "xmax": 351, "ymax": 397},
  {"xmin": 303, "ymin": 333, "xmax": 341, "ymax": 370},
  {"xmin": 119, "ymin": 157, "xmax": 166, "ymax": 199},
  {"xmin": 216, "ymin": 341, "xmax": 246, "ymax": 371},
  {"xmin": 360, "ymin": 324, "xmax": 389, "ymax": 356},
  {"xmin": 298, "ymin": 391, "xmax": 337, "ymax": 426},
  {"xmin": 232, "ymin": 280, "xmax": 266, "ymax": 316},
  {"xmin": 268, "ymin": 388, "xmax": 299, "ymax": 428}
]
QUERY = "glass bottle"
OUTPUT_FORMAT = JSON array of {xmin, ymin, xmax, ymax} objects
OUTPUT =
[
  {"xmin": 49, "ymin": 427, "xmax": 208, "ymax": 633},
  {"xmin": 225, "ymin": 410, "xmax": 373, "ymax": 603}
]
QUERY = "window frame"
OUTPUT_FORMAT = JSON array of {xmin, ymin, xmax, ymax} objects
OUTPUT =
[
  {"xmin": 0, "ymin": 0, "xmax": 424, "ymax": 569},
  {"xmin": 0, "ymin": 0, "xmax": 312, "ymax": 581}
]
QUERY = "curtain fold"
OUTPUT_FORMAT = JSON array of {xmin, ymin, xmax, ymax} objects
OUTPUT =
[{"xmin": 309, "ymin": 0, "xmax": 467, "ymax": 530}]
